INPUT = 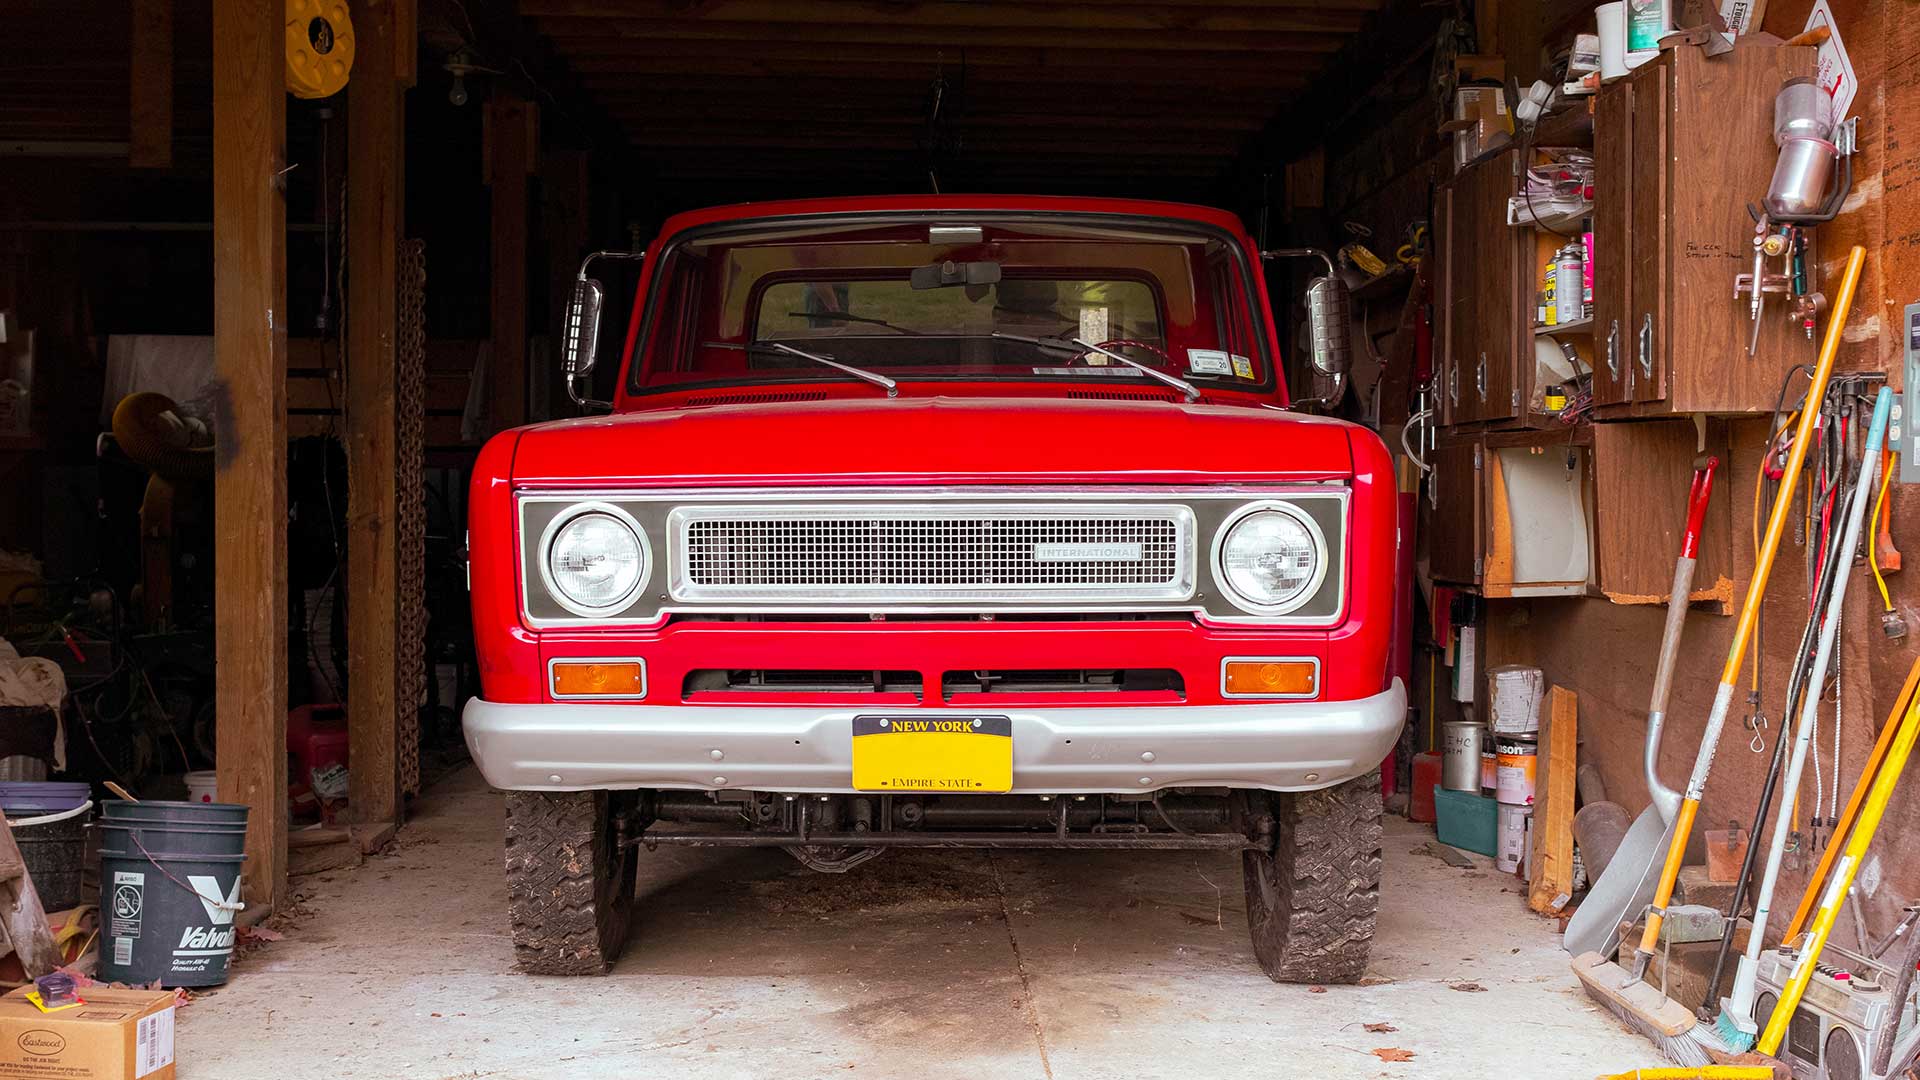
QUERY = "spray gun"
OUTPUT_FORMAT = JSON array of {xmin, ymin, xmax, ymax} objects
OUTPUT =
[{"xmin": 1734, "ymin": 78, "xmax": 1854, "ymax": 354}]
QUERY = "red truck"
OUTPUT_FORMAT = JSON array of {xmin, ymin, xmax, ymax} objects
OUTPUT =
[{"xmin": 464, "ymin": 196, "xmax": 1405, "ymax": 982}]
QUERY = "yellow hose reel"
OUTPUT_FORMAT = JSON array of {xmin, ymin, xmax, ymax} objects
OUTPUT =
[{"xmin": 285, "ymin": 0, "xmax": 355, "ymax": 99}]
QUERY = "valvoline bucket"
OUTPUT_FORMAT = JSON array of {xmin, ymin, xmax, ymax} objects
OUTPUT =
[{"xmin": 97, "ymin": 800, "xmax": 249, "ymax": 987}]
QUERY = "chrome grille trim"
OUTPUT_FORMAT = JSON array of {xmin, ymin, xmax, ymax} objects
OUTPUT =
[{"xmin": 667, "ymin": 504, "xmax": 1196, "ymax": 603}]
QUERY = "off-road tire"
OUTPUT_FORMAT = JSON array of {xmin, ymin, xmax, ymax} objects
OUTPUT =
[
  {"xmin": 1242, "ymin": 770, "xmax": 1383, "ymax": 984},
  {"xmin": 504, "ymin": 790, "xmax": 639, "ymax": 975}
]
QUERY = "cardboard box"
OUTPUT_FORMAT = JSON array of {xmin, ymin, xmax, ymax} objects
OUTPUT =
[{"xmin": 0, "ymin": 987, "xmax": 176, "ymax": 1080}]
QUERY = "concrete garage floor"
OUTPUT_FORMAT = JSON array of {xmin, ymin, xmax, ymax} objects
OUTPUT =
[{"xmin": 182, "ymin": 769, "xmax": 1653, "ymax": 1079}]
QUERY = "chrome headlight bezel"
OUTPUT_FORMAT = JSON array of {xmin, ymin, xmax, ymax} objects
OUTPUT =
[
  {"xmin": 537, "ymin": 502, "xmax": 651, "ymax": 618},
  {"xmin": 1210, "ymin": 500, "xmax": 1329, "ymax": 616}
]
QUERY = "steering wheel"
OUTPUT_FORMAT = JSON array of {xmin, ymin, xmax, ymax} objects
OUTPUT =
[{"xmin": 1090, "ymin": 338, "xmax": 1176, "ymax": 369}]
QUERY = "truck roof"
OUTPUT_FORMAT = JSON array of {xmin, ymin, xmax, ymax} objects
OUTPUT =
[{"xmin": 651, "ymin": 195, "xmax": 1255, "ymax": 241}]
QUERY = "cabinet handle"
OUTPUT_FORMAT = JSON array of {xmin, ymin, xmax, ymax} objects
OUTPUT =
[
  {"xmin": 1448, "ymin": 363, "xmax": 1459, "ymax": 406},
  {"xmin": 1476, "ymin": 352, "xmax": 1487, "ymax": 401},
  {"xmin": 1605, "ymin": 319, "xmax": 1621, "ymax": 380},
  {"xmin": 1637, "ymin": 312, "xmax": 1654, "ymax": 380}
]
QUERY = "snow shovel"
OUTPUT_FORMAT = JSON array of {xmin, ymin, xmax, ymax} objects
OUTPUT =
[{"xmin": 1563, "ymin": 458, "xmax": 1718, "ymax": 957}]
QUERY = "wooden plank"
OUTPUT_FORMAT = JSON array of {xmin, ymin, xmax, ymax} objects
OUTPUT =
[
  {"xmin": 0, "ymin": 811, "xmax": 61, "ymax": 978},
  {"xmin": 529, "ymin": 16, "xmax": 1353, "ymax": 52},
  {"xmin": 1528, "ymin": 686, "xmax": 1578, "ymax": 914},
  {"xmin": 524, "ymin": 0, "xmax": 1372, "ymax": 32},
  {"xmin": 211, "ymin": 0, "xmax": 289, "ymax": 915},
  {"xmin": 128, "ymin": 0, "xmax": 173, "ymax": 168},
  {"xmin": 486, "ymin": 95, "xmax": 534, "ymax": 435},
  {"xmin": 346, "ymin": 0, "xmax": 404, "ymax": 833},
  {"xmin": 1591, "ymin": 419, "xmax": 1735, "ymax": 608}
]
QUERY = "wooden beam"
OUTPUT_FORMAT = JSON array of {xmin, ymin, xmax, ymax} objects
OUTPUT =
[
  {"xmin": 346, "ymin": 0, "xmax": 405, "ymax": 834},
  {"xmin": 576, "ymin": 75, "xmax": 1310, "ymax": 110},
  {"xmin": 523, "ymin": 0, "xmax": 1372, "ymax": 31},
  {"xmin": 1527, "ymin": 686, "xmax": 1579, "ymax": 914},
  {"xmin": 528, "ymin": 16, "xmax": 1357, "ymax": 51},
  {"xmin": 541, "ymin": 149, "xmax": 589, "ymax": 421},
  {"xmin": 129, "ymin": 0, "xmax": 173, "ymax": 168},
  {"xmin": 561, "ymin": 54, "xmax": 1326, "ymax": 87},
  {"xmin": 486, "ymin": 95, "xmax": 534, "ymax": 434},
  {"xmin": 211, "ymin": 0, "xmax": 289, "ymax": 915}
]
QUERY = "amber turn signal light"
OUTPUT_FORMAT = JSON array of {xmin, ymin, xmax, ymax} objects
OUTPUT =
[
  {"xmin": 551, "ymin": 661, "xmax": 645, "ymax": 697},
  {"xmin": 1223, "ymin": 660, "xmax": 1316, "ymax": 697}
]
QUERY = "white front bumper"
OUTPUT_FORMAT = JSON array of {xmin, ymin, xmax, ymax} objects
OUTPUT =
[{"xmin": 462, "ymin": 679, "xmax": 1406, "ymax": 795}]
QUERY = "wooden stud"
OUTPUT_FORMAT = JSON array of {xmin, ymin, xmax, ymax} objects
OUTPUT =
[
  {"xmin": 486, "ymin": 95, "xmax": 534, "ymax": 434},
  {"xmin": 346, "ymin": 0, "xmax": 405, "ymax": 835},
  {"xmin": 1528, "ymin": 686, "xmax": 1579, "ymax": 914},
  {"xmin": 212, "ymin": 0, "xmax": 289, "ymax": 914},
  {"xmin": 129, "ymin": 0, "xmax": 173, "ymax": 169},
  {"xmin": 521, "ymin": 1, "xmax": 1374, "ymax": 33}
]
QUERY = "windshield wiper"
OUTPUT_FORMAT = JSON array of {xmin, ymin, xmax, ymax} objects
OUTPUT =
[
  {"xmin": 991, "ymin": 332, "xmax": 1200, "ymax": 402},
  {"xmin": 784, "ymin": 310, "xmax": 923, "ymax": 336},
  {"xmin": 752, "ymin": 340, "xmax": 898, "ymax": 397}
]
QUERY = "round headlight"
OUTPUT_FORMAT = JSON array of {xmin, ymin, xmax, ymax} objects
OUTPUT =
[
  {"xmin": 1218, "ymin": 506, "xmax": 1325, "ymax": 613},
  {"xmin": 545, "ymin": 510, "xmax": 645, "ymax": 615}
]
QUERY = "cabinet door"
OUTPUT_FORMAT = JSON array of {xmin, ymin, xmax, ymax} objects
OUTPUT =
[
  {"xmin": 1591, "ymin": 81, "xmax": 1633, "ymax": 406},
  {"xmin": 1628, "ymin": 61, "xmax": 1670, "ymax": 403},
  {"xmin": 1443, "ymin": 174, "xmax": 1479, "ymax": 423},
  {"xmin": 1427, "ymin": 439, "xmax": 1483, "ymax": 585},
  {"xmin": 1474, "ymin": 152, "xmax": 1522, "ymax": 422}
]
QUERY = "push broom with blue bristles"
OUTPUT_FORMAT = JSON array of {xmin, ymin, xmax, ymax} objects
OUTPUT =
[{"xmin": 1571, "ymin": 244, "xmax": 1865, "ymax": 1067}]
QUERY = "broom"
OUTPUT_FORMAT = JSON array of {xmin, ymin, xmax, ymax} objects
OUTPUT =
[{"xmin": 1571, "ymin": 244, "xmax": 1864, "ymax": 1066}]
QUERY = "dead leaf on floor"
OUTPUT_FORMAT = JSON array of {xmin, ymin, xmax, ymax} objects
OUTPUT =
[
  {"xmin": 1179, "ymin": 911, "xmax": 1213, "ymax": 926},
  {"xmin": 1308, "ymin": 985, "xmax": 1328, "ymax": 993},
  {"xmin": 1371, "ymin": 1048, "xmax": 1416, "ymax": 1062},
  {"xmin": 1364, "ymin": 1022, "xmax": 1397, "ymax": 1033},
  {"xmin": 1450, "ymin": 982, "xmax": 1487, "ymax": 993}
]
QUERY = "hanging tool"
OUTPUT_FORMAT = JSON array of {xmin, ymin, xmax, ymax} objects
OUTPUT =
[
  {"xmin": 1781, "ymin": 659, "xmax": 1920, "ymax": 945},
  {"xmin": 1564, "ymin": 458, "xmax": 1718, "ymax": 958},
  {"xmin": 1571, "ymin": 244, "xmax": 1865, "ymax": 1068},
  {"xmin": 1705, "ymin": 385, "xmax": 1892, "ymax": 1052},
  {"xmin": 1758, "ymin": 612, "xmax": 1919, "ymax": 1057}
]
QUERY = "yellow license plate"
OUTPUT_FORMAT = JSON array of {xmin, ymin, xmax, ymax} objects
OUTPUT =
[{"xmin": 851, "ymin": 716, "xmax": 1012, "ymax": 792}]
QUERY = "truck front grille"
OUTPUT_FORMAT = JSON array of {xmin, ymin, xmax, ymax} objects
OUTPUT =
[{"xmin": 668, "ymin": 504, "xmax": 1195, "ymax": 605}]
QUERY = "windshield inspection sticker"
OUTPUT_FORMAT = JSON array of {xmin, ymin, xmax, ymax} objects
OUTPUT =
[
  {"xmin": 1186, "ymin": 349, "xmax": 1232, "ymax": 375},
  {"xmin": 1231, "ymin": 354, "xmax": 1255, "ymax": 378}
]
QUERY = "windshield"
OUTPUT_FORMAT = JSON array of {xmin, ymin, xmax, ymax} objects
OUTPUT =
[{"xmin": 626, "ymin": 215, "xmax": 1271, "ymax": 394}]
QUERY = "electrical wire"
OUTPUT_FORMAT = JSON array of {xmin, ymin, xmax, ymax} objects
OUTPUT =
[{"xmin": 1871, "ymin": 453, "xmax": 1896, "ymax": 611}]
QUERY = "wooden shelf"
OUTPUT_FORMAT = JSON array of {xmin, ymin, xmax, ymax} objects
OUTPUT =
[
  {"xmin": 1532, "ymin": 103, "xmax": 1595, "ymax": 148},
  {"xmin": 1536, "ymin": 317, "xmax": 1593, "ymax": 335}
]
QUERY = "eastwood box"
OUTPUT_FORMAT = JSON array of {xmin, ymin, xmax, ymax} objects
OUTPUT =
[{"xmin": 0, "ymin": 986, "xmax": 176, "ymax": 1080}]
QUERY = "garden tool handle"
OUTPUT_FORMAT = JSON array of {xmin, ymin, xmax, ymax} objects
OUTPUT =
[{"xmin": 1644, "ymin": 458, "xmax": 1719, "ymax": 823}]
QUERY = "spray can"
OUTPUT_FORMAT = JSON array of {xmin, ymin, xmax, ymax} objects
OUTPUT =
[
  {"xmin": 1541, "ymin": 261, "xmax": 1558, "ymax": 326},
  {"xmin": 1554, "ymin": 243, "xmax": 1584, "ymax": 325}
]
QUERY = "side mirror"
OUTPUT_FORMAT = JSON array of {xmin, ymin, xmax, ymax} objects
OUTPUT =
[
  {"xmin": 563, "ymin": 276, "xmax": 606, "ymax": 404},
  {"xmin": 1302, "ymin": 273, "xmax": 1354, "ymax": 377}
]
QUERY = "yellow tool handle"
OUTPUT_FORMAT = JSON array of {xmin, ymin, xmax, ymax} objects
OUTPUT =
[
  {"xmin": 1784, "ymin": 658, "xmax": 1920, "ymax": 942},
  {"xmin": 1635, "ymin": 244, "xmax": 1864, "ymax": 961},
  {"xmin": 1596, "ymin": 1069, "xmax": 1776, "ymax": 1080},
  {"xmin": 1717, "ymin": 244, "xmax": 1862, "ymax": 687},
  {"xmin": 1760, "ymin": 686, "xmax": 1920, "ymax": 1055}
]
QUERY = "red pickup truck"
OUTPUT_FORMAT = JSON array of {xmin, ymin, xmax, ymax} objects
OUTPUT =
[{"xmin": 464, "ymin": 196, "xmax": 1405, "ymax": 982}]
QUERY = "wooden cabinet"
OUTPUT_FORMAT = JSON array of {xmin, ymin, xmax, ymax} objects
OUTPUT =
[
  {"xmin": 1428, "ymin": 438, "xmax": 1483, "ymax": 584},
  {"xmin": 1590, "ymin": 44, "xmax": 1817, "ymax": 415},
  {"xmin": 1436, "ymin": 149, "xmax": 1528, "ymax": 426}
]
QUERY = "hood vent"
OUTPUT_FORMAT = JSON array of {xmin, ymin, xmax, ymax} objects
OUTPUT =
[{"xmin": 682, "ymin": 390, "xmax": 830, "ymax": 408}]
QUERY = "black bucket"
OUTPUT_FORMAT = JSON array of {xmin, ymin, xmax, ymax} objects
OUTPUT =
[
  {"xmin": 97, "ymin": 799, "xmax": 249, "ymax": 987},
  {"xmin": 0, "ymin": 782, "xmax": 92, "ymax": 912}
]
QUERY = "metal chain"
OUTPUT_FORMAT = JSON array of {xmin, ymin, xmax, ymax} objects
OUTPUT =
[{"xmin": 396, "ymin": 239, "xmax": 428, "ymax": 797}]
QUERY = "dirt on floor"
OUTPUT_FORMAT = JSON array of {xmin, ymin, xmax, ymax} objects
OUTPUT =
[{"xmin": 180, "ymin": 768, "xmax": 1664, "ymax": 1079}]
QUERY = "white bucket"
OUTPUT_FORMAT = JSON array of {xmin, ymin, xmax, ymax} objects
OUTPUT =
[
  {"xmin": 1496, "ymin": 802, "xmax": 1531, "ymax": 874},
  {"xmin": 184, "ymin": 770, "xmax": 218, "ymax": 804}
]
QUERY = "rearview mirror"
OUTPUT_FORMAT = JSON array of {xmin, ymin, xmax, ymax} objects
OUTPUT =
[
  {"xmin": 563, "ymin": 277, "xmax": 605, "ymax": 406},
  {"xmin": 910, "ymin": 259, "xmax": 1003, "ymax": 290}
]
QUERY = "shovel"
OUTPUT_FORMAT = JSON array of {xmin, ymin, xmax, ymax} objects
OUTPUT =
[{"xmin": 1564, "ymin": 458, "xmax": 1717, "ymax": 957}]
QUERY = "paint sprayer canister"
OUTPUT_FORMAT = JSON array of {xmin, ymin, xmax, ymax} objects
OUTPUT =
[{"xmin": 98, "ymin": 800, "xmax": 249, "ymax": 987}]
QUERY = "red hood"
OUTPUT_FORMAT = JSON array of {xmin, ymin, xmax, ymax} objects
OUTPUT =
[{"xmin": 508, "ymin": 397, "xmax": 1358, "ymax": 487}]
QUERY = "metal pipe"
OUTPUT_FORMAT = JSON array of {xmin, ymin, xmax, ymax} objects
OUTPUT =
[{"xmin": 637, "ymin": 830, "xmax": 1258, "ymax": 851}]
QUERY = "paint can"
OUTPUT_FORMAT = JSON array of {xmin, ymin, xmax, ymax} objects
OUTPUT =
[
  {"xmin": 1495, "ymin": 737, "xmax": 1539, "ymax": 806},
  {"xmin": 1497, "ymin": 802, "xmax": 1532, "ymax": 874},
  {"xmin": 1488, "ymin": 665, "xmax": 1545, "ymax": 734},
  {"xmin": 1441, "ymin": 721, "xmax": 1485, "ymax": 792}
]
